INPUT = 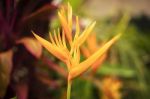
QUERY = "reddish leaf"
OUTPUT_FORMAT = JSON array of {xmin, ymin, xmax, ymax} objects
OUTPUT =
[
  {"xmin": 0, "ymin": 50, "xmax": 13, "ymax": 97},
  {"xmin": 16, "ymin": 37, "xmax": 42, "ymax": 59}
]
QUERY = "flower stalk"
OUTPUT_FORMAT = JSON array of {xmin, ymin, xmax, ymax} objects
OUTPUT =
[{"xmin": 67, "ymin": 76, "xmax": 72, "ymax": 99}]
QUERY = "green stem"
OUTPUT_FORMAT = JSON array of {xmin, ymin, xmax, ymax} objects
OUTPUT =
[{"xmin": 67, "ymin": 79, "xmax": 72, "ymax": 99}]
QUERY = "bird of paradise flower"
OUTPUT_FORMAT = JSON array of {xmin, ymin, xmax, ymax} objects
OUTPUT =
[{"xmin": 32, "ymin": 3, "xmax": 121, "ymax": 99}]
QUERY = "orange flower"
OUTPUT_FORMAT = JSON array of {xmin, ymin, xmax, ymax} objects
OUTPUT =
[
  {"xmin": 32, "ymin": 3, "xmax": 121, "ymax": 99},
  {"xmin": 101, "ymin": 77, "xmax": 122, "ymax": 99},
  {"xmin": 33, "ymin": 3, "xmax": 121, "ymax": 80}
]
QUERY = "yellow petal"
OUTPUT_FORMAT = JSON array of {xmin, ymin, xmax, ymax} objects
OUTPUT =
[
  {"xmin": 58, "ymin": 11, "xmax": 72, "ymax": 44},
  {"xmin": 49, "ymin": 32, "xmax": 56, "ymax": 45},
  {"xmin": 54, "ymin": 30, "xmax": 60, "ymax": 46},
  {"xmin": 67, "ymin": 3, "xmax": 72, "ymax": 30},
  {"xmin": 76, "ymin": 21, "xmax": 96, "ymax": 47},
  {"xmin": 69, "ymin": 33, "xmax": 121, "ymax": 79},
  {"xmin": 74, "ymin": 16, "xmax": 80, "ymax": 40},
  {"xmin": 72, "ymin": 47, "xmax": 80, "ymax": 65},
  {"xmin": 32, "ymin": 31, "xmax": 68, "ymax": 62}
]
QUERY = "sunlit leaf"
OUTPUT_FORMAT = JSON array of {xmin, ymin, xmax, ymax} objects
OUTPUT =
[{"xmin": 0, "ymin": 50, "xmax": 13, "ymax": 97}]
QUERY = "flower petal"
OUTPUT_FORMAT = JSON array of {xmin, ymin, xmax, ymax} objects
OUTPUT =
[
  {"xmin": 58, "ymin": 11, "xmax": 72, "ymax": 44},
  {"xmin": 74, "ymin": 16, "xmax": 80, "ymax": 40},
  {"xmin": 49, "ymin": 32, "xmax": 56, "ymax": 45},
  {"xmin": 67, "ymin": 3, "xmax": 72, "ymax": 30},
  {"xmin": 76, "ymin": 21, "xmax": 96, "ymax": 47}
]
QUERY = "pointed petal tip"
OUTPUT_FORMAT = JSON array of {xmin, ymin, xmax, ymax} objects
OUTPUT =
[
  {"xmin": 31, "ymin": 30, "xmax": 35, "ymax": 34},
  {"xmin": 67, "ymin": 2, "xmax": 72, "ymax": 7},
  {"xmin": 31, "ymin": 31, "xmax": 38, "ymax": 37},
  {"xmin": 91, "ymin": 21, "xmax": 96, "ymax": 27},
  {"xmin": 93, "ymin": 21, "xmax": 96, "ymax": 25},
  {"xmin": 58, "ymin": 11, "xmax": 61, "ymax": 16},
  {"xmin": 88, "ymin": 21, "xmax": 96, "ymax": 31},
  {"xmin": 32, "ymin": 32, "xmax": 41, "ymax": 41},
  {"xmin": 114, "ymin": 33, "xmax": 122, "ymax": 41}
]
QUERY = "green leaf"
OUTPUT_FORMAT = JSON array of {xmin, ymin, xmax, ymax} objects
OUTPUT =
[{"xmin": 97, "ymin": 63, "xmax": 136, "ymax": 78}]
